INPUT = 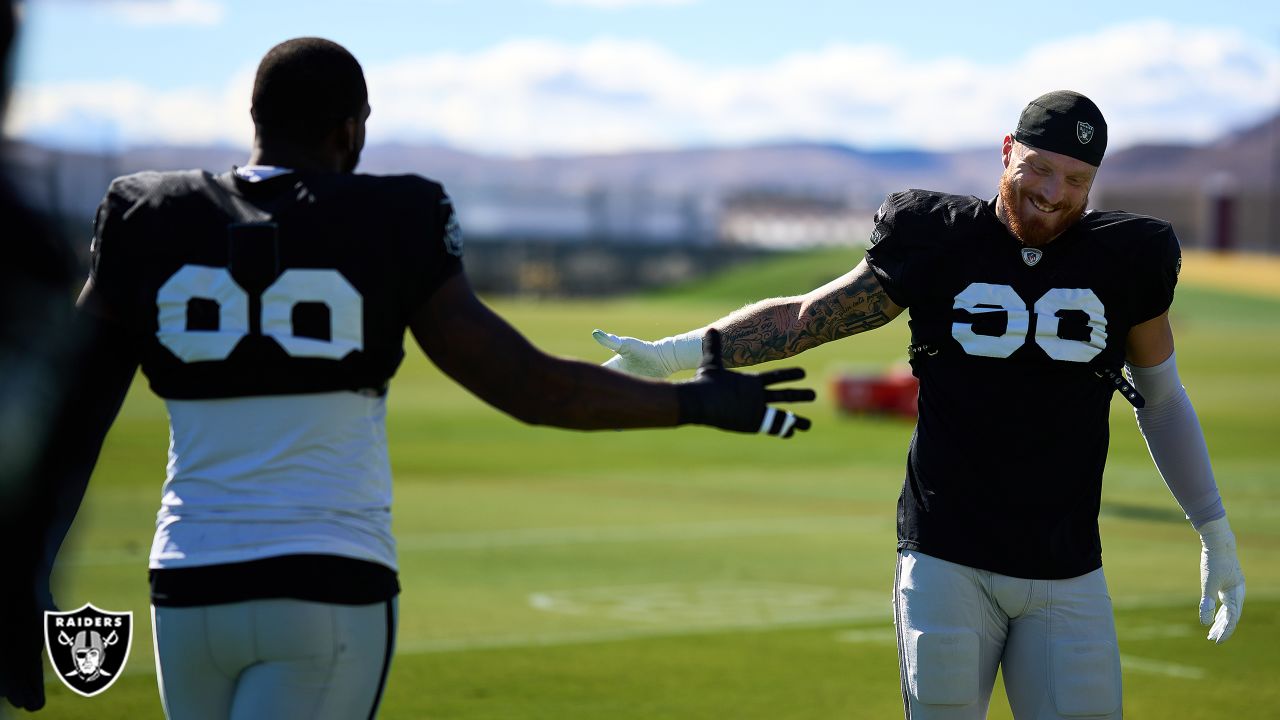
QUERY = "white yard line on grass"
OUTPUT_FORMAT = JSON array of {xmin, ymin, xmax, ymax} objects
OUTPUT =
[
  {"xmin": 834, "ymin": 628, "xmax": 896, "ymax": 644},
  {"xmin": 397, "ymin": 607, "xmax": 893, "ymax": 655},
  {"xmin": 1122, "ymin": 624, "xmax": 1196, "ymax": 640},
  {"xmin": 1118, "ymin": 655, "xmax": 1207, "ymax": 680}
]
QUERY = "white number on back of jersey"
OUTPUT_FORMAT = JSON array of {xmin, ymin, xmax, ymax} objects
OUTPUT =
[
  {"xmin": 951, "ymin": 283, "xmax": 1105, "ymax": 362},
  {"xmin": 156, "ymin": 265, "xmax": 364, "ymax": 362},
  {"xmin": 157, "ymin": 266, "xmax": 251, "ymax": 363},
  {"xmin": 262, "ymin": 270, "xmax": 363, "ymax": 359}
]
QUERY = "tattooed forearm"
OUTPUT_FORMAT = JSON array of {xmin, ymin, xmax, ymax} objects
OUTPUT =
[{"xmin": 716, "ymin": 265, "xmax": 899, "ymax": 367}]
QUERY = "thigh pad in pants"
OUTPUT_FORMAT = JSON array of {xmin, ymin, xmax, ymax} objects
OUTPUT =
[
  {"xmin": 1050, "ymin": 640, "xmax": 1121, "ymax": 717},
  {"xmin": 906, "ymin": 630, "xmax": 980, "ymax": 706}
]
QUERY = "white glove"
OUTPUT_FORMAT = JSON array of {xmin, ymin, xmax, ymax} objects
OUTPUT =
[
  {"xmin": 1197, "ymin": 517, "xmax": 1245, "ymax": 643},
  {"xmin": 592, "ymin": 328, "xmax": 705, "ymax": 379}
]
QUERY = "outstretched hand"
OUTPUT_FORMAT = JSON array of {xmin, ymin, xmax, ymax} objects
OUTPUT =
[
  {"xmin": 592, "ymin": 329, "xmax": 696, "ymax": 379},
  {"xmin": 675, "ymin": 329, "xmax": 815, "ymax": 438}
]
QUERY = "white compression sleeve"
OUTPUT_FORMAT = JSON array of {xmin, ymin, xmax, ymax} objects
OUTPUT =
[{"xmin": 1128, "ymin": 352, "xmax": 1225, "ymax": 529}]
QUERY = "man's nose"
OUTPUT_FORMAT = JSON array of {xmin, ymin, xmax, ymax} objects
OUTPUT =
[{"xmin": 1039, "ymin": 176, "xmax": 1064, "ymax": 205}]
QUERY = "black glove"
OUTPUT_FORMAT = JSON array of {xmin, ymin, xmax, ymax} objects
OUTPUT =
[{"xmin": 675, "ymin": 329, "xmax": 815, "ymax": 438}]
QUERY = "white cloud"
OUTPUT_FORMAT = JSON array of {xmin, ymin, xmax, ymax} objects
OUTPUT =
[
  {"xmin": 6, "ymin": 21, "xmax": 1279, "ymax": 154},
  {"xmin": 361, "ymin": 21, "xmax": 1280, "ymax": 154},
  {"xmin": 5, "ymin": 65, "xmax": 254, "ymax": 149},
  {"xmin": 104, "ymin": 0, "xmax": 226, "ymax": 27}
]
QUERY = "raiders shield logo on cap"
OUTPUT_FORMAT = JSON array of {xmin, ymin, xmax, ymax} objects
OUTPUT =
[
  {"xmin": 1077, "ymin": 121, "xmax": 1095, "ymax": 144},
  {"xmin": 44, "ymin": 604, "xmax": 133, "ymax": 697},
  {"xmin": 1021, "ymin": 247, "xmax": 1044, "ymax": 266}
]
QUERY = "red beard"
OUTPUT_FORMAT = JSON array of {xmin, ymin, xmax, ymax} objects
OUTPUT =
[{"xmin": 998, "ymin": 173, "xmax": 1087, "ymax": 247}]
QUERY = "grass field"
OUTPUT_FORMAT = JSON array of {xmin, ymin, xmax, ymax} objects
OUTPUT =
[{"xmin": 23, "ymin": 247, "xmax": 1280, "ymax": 719}]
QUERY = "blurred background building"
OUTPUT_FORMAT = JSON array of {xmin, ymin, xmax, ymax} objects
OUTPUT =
[{"xmin": 7, "ymin": 111, "xmax": 1277, "ymax": 295}]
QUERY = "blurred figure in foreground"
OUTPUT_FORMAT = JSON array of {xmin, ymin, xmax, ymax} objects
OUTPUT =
[{"xmin": 0, "ymin": 0, "xmax": 90, "ymax": 711}]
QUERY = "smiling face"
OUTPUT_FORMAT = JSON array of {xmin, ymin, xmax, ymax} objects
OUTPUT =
[{"xmin": 997, "ymin": 136, "xmax": 1097, "ymax": 247}]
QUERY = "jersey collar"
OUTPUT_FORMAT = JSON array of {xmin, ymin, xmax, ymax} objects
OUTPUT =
[{"xmin": 233, "ymin": 165, "xmax": 294, "ymax": 183}]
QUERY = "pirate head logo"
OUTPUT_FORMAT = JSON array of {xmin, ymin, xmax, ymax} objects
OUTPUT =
[
  {"xmin": 1021, "ymin": 247, "xmax": 1044, "ymax": 266},
  {"xmin": 44, "ymin": 604, "xmax": 133, "ymax": 697},
  {"xmin": 1077, "ymin": 121, "xmax": 1095, "ymax": 144}
]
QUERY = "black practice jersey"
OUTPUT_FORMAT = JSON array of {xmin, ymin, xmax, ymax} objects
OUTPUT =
[
  {"xmin": 864, "ymin": 189, "xmax": 1180, "ymax": 579},
  {"xmin": 90, "ymin": 168, "xmax": 463, "ymax": 399}
]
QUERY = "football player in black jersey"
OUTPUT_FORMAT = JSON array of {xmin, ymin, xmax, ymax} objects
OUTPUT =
[
  {"xmin": 596, "ymin": 91, "xmax": 1245, "ymax": 719},
  {"xmin": 35, "ymin": 38, "xmax": 816, "ymax": 720}
]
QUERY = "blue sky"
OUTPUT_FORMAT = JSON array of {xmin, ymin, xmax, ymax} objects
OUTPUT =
[{"xmin": 7, "ymin": 0, "xmax": 1280, "ymax": 154}]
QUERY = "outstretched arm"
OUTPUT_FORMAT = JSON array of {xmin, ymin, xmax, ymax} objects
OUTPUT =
[
  {"xmin": 716, "ymin": 258, "xmax": 904, "ymax": 367},
  {"xmin": 410, "ymin": 271, "xmax": 813, "ymax": 436},
  {"xmin": 594, "ymin": 258, "xmax": 904, "ymax": 377}
]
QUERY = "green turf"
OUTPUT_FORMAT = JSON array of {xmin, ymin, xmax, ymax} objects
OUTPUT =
[
  {"xmin": 645, "ymin": 246, "xmax": 865, "ymax": 304},
  {"xmin": 23, "ymin": 249, "xmax": 1280, "ymax": 719}
]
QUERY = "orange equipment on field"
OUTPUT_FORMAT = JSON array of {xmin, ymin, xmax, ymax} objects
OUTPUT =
[{"xmin": 831, "ymin": 367, "xmax": 919, "ymax": 419}]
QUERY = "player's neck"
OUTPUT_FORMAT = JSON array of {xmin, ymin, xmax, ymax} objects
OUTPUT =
[
  {"xmin": 994, "ymin": 195, "xmax": 1017, "ymax": 237},
  {"xmin": 248, "ymin": 139, "xmax": 346, "ymax": 174}
]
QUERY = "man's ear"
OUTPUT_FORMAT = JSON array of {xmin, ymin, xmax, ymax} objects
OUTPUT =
[
  {"xmin": 343, "ymin": 117, "xmax": 359, "ymax": 152},
  {"xmin": 322, "ymin": 118, "xmax": 355, "ymax": 155},
  {"xmin": 1000, "ymin": 134, "xmax": 1014, "ymax": 169}
]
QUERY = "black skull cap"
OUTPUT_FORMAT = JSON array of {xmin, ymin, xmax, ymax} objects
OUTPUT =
[{"xmin": 1013, "ymin": 90, "xmax": 1107, "ymax": 167}]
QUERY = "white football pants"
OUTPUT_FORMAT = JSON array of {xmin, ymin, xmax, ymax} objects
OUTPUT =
[
  {"xmin": 151, "ymin": 598, "xmax": 397, "ymax": 720},
  {"xmin": 893, "ymin": 550, "xmax": 1122, "ymax": 720}
]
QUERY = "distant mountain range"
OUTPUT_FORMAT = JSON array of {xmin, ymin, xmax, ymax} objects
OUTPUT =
[
  {"xmin": 1090, "ymin": 113, "xmax": 1278, "ymax": 192},
  {"xmin": 9, "ymin": 110, "xmax": 1277, "ymax": 224}
]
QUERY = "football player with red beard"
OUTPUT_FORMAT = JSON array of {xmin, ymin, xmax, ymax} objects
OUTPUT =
[{"xmin": 593, "ymin": 90, "xmax": 1245, "ymax": 720}]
